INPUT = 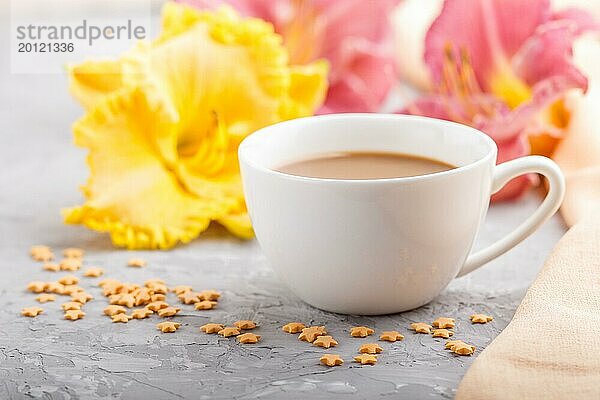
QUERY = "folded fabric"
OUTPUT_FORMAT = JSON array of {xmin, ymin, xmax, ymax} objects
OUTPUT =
[{"xmin": 456, "ymin": 217, "xmax": 600, "ymax": 399}]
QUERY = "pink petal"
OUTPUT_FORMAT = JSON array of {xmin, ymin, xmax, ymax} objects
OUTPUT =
[
  {"xmin": 551, "ymin": 7, "xmax": 600, "ymax": 35},
  {"xmin": 425, "ymin": 0, "xmax": 551, "ymax": 89},
  {"xmin": 513, "ymin": 22, "xmax": 588, "ymax": 90}
]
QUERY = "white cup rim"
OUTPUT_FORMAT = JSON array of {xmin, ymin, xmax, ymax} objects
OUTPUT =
[{"xmin": 239, "ymin": 113, "xmax": 498, "ymax": 184}]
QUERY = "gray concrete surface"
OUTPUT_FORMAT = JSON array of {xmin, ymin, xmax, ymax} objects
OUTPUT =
[{"xmin": 0, "ymin": 5, "xmax": 567, "ymax": 399}]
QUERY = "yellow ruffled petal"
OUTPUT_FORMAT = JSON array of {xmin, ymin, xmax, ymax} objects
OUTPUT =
[
  {"xmin": 65, "ymin": 3, "xmax": 328, "ymax": 248},
  {"xmin": 64, "ymin": 88, "xmax": 233, "ymax": 249}
]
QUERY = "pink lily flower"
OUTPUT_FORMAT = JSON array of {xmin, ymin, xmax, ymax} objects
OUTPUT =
[
  {"xmin": 402, "ymin": 0, "xmax": 597, "ymax": 201},
  {"xmin": 178, "ymin": 0, "xmax": 400, "ymax": 114}
]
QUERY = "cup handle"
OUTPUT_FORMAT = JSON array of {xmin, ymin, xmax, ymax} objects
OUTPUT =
[{"xmin": 457, "ymin": 156, "xmax": 565, "ymax": 277}]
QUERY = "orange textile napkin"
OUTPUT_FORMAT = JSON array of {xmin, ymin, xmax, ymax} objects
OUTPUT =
[{"xmin": 456, "ymin": 35, "xmax": 600, "ymax": 399}]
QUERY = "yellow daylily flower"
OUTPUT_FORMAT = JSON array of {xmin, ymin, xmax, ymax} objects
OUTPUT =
[{"xmin": 64, "ymin": 3, "xmax": 329, "ymax": 249}]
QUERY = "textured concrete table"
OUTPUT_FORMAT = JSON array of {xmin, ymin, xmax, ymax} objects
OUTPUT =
[{"xmin": 0, "ymin": 22, "xmax": 566, "ymax": 400}]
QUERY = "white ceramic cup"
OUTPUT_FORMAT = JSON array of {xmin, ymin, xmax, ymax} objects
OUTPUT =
[{"xmin": 239, "ymin": 114, "xmax": 565, "ymax": 315}]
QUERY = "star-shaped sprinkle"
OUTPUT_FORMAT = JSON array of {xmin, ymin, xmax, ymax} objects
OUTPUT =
[
  {"xmin": 83, "ymin": 267, "xmax": 104, "ymax": 277},
  {"xmin": 64, "ymin": 310, "xmax": 86, "ymax": 320},
  {"xmin": 157, "ymin": 321, "xmax": 181, "ymax": 333},
  {"xmin": 313, "ymin": 335, "xmax": 338, "ymax": 349},
  {"xmin": 432, "ymin": 329, "xmax": 454, "ymax": 339},
  {"xmin": 62, "ymin": 285, "xmax": 84, "ymax": 295},
  {"xmin": 282, "ymin": 322, "xmax": 306, "ymax": 333},
  {"xmin": 470, "ymin": 314, "xmax": 493, "ymax": 324},
  {"xmin": 71, "ymin": 292, "xmax": 93, "ymax": 304},
  {"xmin": 144, "ymin": 278, "xmax": 165, "ymax": 286},
  {"xmin": 63, "ymin": 247, "xmax": 84, "ymax": 259},
  {"xmin": 35, "ymin": 294, "xmax": 55, "ymax": 303},
  {"xmin": 178, "ymin": 291, "xmax": 201, "ymax": 305},
  {"xmin": 111, "ymin": 314, "xmax": 132, "ymax": 323},
  {"xmin": 113, "ymin": 294, "xmax": 136, "ymax": 308},
  {"xmin": 218, "ymin": 327, "xmax": 241, "ymax": 337},
  {"xmin": 104, "ymin": 305, "xmax": 127, "ymax": 316},
  {"xmin": 320, "ymin": 354, "xmax": 344, "ymax": 367},
  {"xmin": 98, "ymin": 278, "xmax": 121, "ymax": 288},
  {"xmin": 445, "ymin": 340, "xmax": 475, "ymax": 351},
  {"xmin": 59, "ymin": 258, "xmax": 81, "ymax": 271},
  {"xmin": 237, "ymin": 333, "xmax": 261, "ymax": 344},
  {"xmin": 147, "ymin": 283, "xmax": 168, "ymax": 294},
  {"xmin": 410, "ymin": 322, "xmax": 433, "ymax": 334},
  {"xmin": 128, "ymin": 258, "xmax": 146, "ymax": 268},
  {"xmin": 298, "ymin": 326, "xmax": 327, "ymax": 343},
  {"xmin": 432, "ymin": 317, "xmax": 455, "ymax": 329},
  {"xmin": 194, "ymin": 301, "xmax": 217, "ymax": 310},
  {"xmin": 350, "ymin": 326, "xmax": 374, "ymax": 338},
  {"xmin": 58, "ymin": 275, "xmax": 79, "ymax": 286},
  {"xmin": 62, "ymin": 302, "xmax": 82, "ymax": 311},
  {"xmin": 379, "ymin": 331, "xmax": 404, "ymax": 342},
  {"xmin": 43, "ymin": 263, "xmax": 60, "ymax": 272},
  {"xmin": 134, "ymin": 292, "xmax": 151, "ymax": 307},
  {"xmin": 451, "ymin": 342, "xmax": 476, "ymax": 356},
  {"xmin": 21, "ymin": 306, "xmax": 44, "ymax": 317},
  {"xmin": 26, "ymin": 281, "xmax": 47, "ymax": 293},
  {"xmin": 150, "ymin": 294, "xmax": 166, "ymax": 302},
  {"xmin": 233, "ymin": 320, "xmax": 257, "ymax": 330},
  {"xmin": 353, "ymin": 354, "xmax": 377, "ymax": 365},
  {"xmin": 45, "ymin": 282, "xmax": 65, "ymax": 294},
  {"xmin": 157, "ymin": 306, "xmax": 181, "ymax": 317},
  {"xmin": 131, "ymin": 308, "xmax": 154, "ymax": 319},
  {"xmin": 30, "ymin": 245, "xmax": 54, "ymax": 261},
  {"xmin": 198, "ymin": 290, "xmax": 221, "ymax": 301},
  {"xmin": 200, "ymin": 323, "xmax": 224, "ymax": 334},
  {"xmin": 171, "ymin": 285, "xmax": 193, "ymax": 295},
  {"xmin": 146, "ymin": 301, "xmax": 169, "ymax": 312},
  {"xmin": 359, "ymin": 343, "xmax": 383, "ymax": 354}
]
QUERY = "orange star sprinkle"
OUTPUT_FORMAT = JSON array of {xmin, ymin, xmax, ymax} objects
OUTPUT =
[
  {"xmin": 45, "ymin": 282, "xmax": 65, "ymax": 294},
  {"xmin": 104, "ymin": 305, "xmax": 126, "ymax": 316},
  {"xmin": 30, "ymin": 245, "xmax": 53, "ymax": 261},
  {"xmin": 218, "ymin": 327, "xmax": 241, "ymax": 337},
  {"xmin": 157, "ymin": 321, "xmax": 181, "ymax": 333},
  {"xmin": 353, "ymin": 354, "xmax": 377, "ymax": 365},
  {"xmin": 379, "ymin": 331, "xmax": 404, "ymax": 342},
  {"xmin": 131, "ymin": 308, "xmax": 153, "ymax": 319},
  {"xmin": 432, "ymin": 329, "xmax": 454, "ymax": 339},
  {"xmin": 470, "ymin": 314, "xmax": 493, "ymax": 324},
  {"xmin": 237, "ymin": 333, "xmax": 261, "ymax": 344},
  {"xmin": 178, "ymin": 291, "xmax": 201, "ymax": 305},
  {"xmin": 83, "ymin": 267, "xmax": 104, "ymax": 277},
  {"xmin": 282, "ymin": 322, "xmax": 306, "ymax": 333},
  {"xmin": 59, "ymin": 258, "xmax": 81, "ymax": 271},
  {"xmin": 64, "ymin": 309, "xmax": 86, "ymax": 320},
  {"xmin": 35, "ymin": 294, "xmax": 55, "ymax": 303},
  {"xmin": 298, "ymin": 326, "xmax": 327, "ymax": 343},
  {"xmin": 198, "ymin": 290, "xmax": 221, "ymax": 301},
  {"xmin": 194, "ymin": 300, "xmax": 217, "ymax": 310},
  {"xmin": 200, "ymin": 323, "xmax": 224, "ymax": 334},
  {"xmin": 71, "ymin": 292, "xmax": 93, "ymax": 304},
  {"xmin": 128, "ymin": 258, "xmax": 146, "ymax": 268},
  {"xmin": 359, "ymin": 343, "xmax": 383, "ymax": 354},
  {"xmin": 410, "ymin": 322, "xmax": 433, "ymax": 334},
  {"xmin": 26, "ymin": 281, "xmax": 47, "ymax": 293},
  {"xmin": 157, "ymin": 306, "xmax": 181, "ymax": 317},
  {"xmin": 43, "ymin": 263, "xmax": 60, "ymax": 272},
  {"xmin": 111, "ymin": 313, "xmax": 131, "ymax": 323},
  {"xmin": 58, "ymin": 275, "xmax": 79, "ymax": 285},
  {"xmin": 450, "ymin": 342, "xmax": 476, "ymax": 356},
  {"xmin": 63, "ymin": 248, "xmax": 84, "ymax": 258},
  {"xmin": 146, "ymin": 301, "xmax": 169, "ymax": 311},
  {"xmin": 320, "ymin": 354, "xmax": 344, "ymax": 367},
  {"xmin": 171, "ymin": 285, "xmax": 193, "ymax": 295},
  {"xmin": 313, "ymin": 335, "xmax": 338, "ymax": 349},
  {"xmin": 21, "ymin": 306, "xmax": 44, "ymax": 317},
  {"xmin": 62, "ymin": 302, "xmax": 82, "ymax": 311},
  {"xmin": 350, "ymin": 326, "xmax": 374, "ymax": 338},
  {"xmin": 233, "ymin": 320, "xmax": 257, "ymax": 330},
  {"xmin": 432, "ymin": 317, "xmax": 455, "ymax": 329}
]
